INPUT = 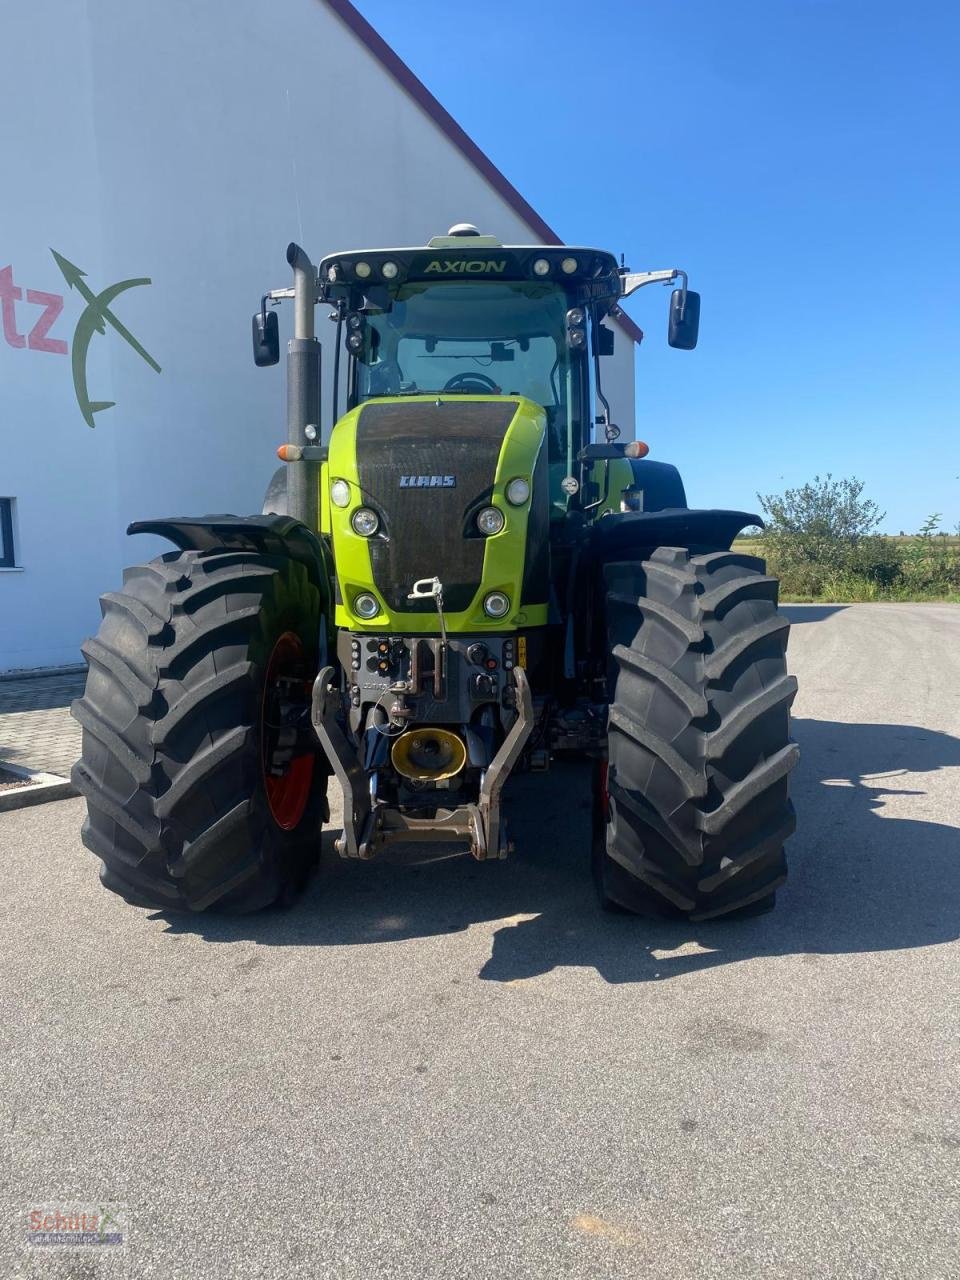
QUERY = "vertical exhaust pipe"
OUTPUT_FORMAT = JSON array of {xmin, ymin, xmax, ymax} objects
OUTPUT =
[{"xmin": 285, "ymin": 242, "xmax": 321, "ymax": 531}]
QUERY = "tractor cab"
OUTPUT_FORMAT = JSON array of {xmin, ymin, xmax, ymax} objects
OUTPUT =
[{"xmin": 318, "ymin": 230, "xmax": 626, "ymax": 510}]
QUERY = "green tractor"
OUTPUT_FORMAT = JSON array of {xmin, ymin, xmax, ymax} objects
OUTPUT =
[{"xmin": 72, "ymin": 225, "xmax": 798, "ymax": 918}]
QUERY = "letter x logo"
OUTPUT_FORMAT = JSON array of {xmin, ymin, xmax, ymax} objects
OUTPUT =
[{"xmin": 52, "ymin": 250, "xmax": 161, "ymax": 428}]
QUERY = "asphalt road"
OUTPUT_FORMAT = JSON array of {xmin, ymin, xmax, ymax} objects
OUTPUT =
[{"xmin": 2, "ymin": 603, "xmax": 958, "ymax": 1278}]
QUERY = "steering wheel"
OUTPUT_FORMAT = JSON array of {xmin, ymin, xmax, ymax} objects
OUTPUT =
[{"xmin": 442, "ymin": 372, "xmax": 500, "ymax": 394}]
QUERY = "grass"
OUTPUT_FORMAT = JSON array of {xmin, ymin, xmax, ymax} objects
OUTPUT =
[{"xmin": 731, "ymin": 538, "xmax": 960, "ymax": 604}]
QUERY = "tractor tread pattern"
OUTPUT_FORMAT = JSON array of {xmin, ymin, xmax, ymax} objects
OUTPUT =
[
  {"xmin": 72, "ymin": 548, "xmax": 324, "ymax": 913},
  {"xmin": 600, "ymin": 546, "xmax": 798, "ymax": 918}
]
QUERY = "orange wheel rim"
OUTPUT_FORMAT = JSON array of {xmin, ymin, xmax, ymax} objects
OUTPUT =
[{"xmin": 262, "ymin": 631, "xmax": 315, "ymax": 831}]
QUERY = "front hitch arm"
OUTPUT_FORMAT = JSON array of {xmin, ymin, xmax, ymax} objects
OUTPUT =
[
  {"xmin": 310, "ymin": 665, "xmax": 373, "ymax": 859},
  {"xmin": 310, "ymin": 665, "xmax": 535, "ymax": 862},
  {"xmin": 478, "ymin": 666, "xmax": 534, "ymax": 859}
]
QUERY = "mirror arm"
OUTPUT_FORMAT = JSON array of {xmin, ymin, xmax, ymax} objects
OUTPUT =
[
  {"xmin": 261, "ymin": 287, "xmax": 295, "ymax": 323},
  {"xmin": 620, "ymin": 268, "xmax": 688, "ymax": 315}
]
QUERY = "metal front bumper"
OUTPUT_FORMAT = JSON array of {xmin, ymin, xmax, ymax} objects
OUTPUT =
[{"xmin": 310, "ymin": 664, "xmax": 534, "ymax": 861}]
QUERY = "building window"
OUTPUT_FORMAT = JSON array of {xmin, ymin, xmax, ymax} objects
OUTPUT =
[{"xmin": 0, "ymin": 499, "xmax": 16, "ymax": 568}]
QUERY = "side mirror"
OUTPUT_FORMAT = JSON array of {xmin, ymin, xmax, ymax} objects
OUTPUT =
[
  {"xmin": 593, "ymin": 324, "xmax": 615, "ymax": 357},
  {"xmin": 668, "ymin": 289, "xmax": 700, "ymax": 350},
  {"xmin": 252, "ymin": 308, "xmax": 279, "ymax": 367}
]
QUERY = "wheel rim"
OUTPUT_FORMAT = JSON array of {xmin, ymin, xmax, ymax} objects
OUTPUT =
[{"xmin": 261, "ymin": 631, "xmax": 315, "ymax": 831}]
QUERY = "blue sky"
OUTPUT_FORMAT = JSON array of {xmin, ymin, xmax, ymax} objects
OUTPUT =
[{"xmin": 355, "ymin": 0, "xmax": 958, "ymax": 532}]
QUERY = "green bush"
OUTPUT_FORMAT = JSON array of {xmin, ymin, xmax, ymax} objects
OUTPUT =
[
  {"xmin": 755, "ymin": 477, "xmax": 959, "ymax": 600},
  {"xmin": 901, "ymin": 514, "xmax": 960, "ymax": 593},
  {"xmin": 845, "ymin": 536, "xmax": 904, "ymax": 587}
]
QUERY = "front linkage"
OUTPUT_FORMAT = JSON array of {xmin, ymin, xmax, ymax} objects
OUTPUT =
[{"xmin": 312, "ymin": 660, "xmax": 534, "ymax": 861}]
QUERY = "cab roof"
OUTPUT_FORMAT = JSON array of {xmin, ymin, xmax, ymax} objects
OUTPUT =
[{"xmin": 318, "ymin": 242, "xmax": 625, "ymax": 310}]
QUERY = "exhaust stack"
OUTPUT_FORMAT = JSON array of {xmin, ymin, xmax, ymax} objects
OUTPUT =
[{"xmin": 285, "ymin": 242, "xmax": 321, "ymax": 530}]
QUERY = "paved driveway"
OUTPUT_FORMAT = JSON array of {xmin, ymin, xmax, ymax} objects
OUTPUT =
[
  {"xmin": 0, "ymin": 672, "xmax": 84, "ymax": 779},
  {"xmin": 1, "ymin": 604, "xmax": 958, "ymax": 1278}
]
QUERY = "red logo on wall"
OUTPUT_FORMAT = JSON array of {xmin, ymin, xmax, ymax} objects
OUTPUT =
[
  {"xmin": 0, "ymin": 264, "xmax": 67, "ymax": 354},
  {"xmin": 1, "ymin": 253, "xmax": 159, "ymax": 427}
]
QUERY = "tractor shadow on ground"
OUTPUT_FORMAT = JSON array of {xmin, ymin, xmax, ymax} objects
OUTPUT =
[
  {"xmin": 779, "ymin": 605, "xmax": 848, "ymax": 624},
  {"xmin": 154, "ymin": 714, "xmax": 960, "ymax": 985}
]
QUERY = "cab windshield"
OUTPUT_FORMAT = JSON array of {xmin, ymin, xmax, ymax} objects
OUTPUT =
[{"xmin": 354, "ymin": 281, "xmax": 578, "ymax": 463}]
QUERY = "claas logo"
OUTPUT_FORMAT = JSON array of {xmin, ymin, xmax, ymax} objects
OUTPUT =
[{"xmin": 400, "ymin": 475, "xmax": 456, "ymax": 488}]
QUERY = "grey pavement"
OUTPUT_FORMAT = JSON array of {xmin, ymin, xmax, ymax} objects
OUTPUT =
[
  {"xmin": 1, "ymin": 603, "xmax": 958, "ymax": 1278},
  {"xmin": 0, "ymin": 673, "xmax": 85, "ymax": 779}
]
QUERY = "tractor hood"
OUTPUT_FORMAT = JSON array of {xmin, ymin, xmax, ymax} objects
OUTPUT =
[{"xmin": 325, "ymin": 395, "xmax": 549, "ymax": 634}]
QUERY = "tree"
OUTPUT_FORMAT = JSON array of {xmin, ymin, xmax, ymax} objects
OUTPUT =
[
  {"xmin": 757, "ymin": 474, "xmax": 885, "ymax": 548},
  {"xmin": 756, "ymin": 475, "xmax": 893, "ymax": 592}
]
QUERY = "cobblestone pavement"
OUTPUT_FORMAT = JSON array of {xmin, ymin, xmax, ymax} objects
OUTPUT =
[{"xmin": 0, "ymin": 672, "xmax": 86, "ymax": 778}]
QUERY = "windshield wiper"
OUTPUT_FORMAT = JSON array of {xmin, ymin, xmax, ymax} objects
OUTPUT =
[{"xmin": 393, "ymin": 388, "xmax": 484, "ymax": 397}]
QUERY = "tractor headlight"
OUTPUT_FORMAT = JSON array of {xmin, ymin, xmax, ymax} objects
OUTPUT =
[
  {"xmin": 381, "ymin": 260, "xmax": 399, "ymax": 279},
  {"xmin": 354, "ymin": 261, "xmax": 372, "ymax": 279},
  {"xmin": 505, "ymin": 477, "xmax": 530, "ymax": 506},
  {"xmin": 353, "ymin": 593, "xmax": 380, "ymax": 619},
  {"xmin": 561, "ymin": 257, "xmax": 578, "ymax": 274},
  {"xmin": 476, "ymin": 506, "xmax": 505, "ymax": 536},
  {"xmin": 532, "ymin": 258, "xmax": 551, "ymax": 277},
  {"xmin": 346, "ymin": 331, "xmax": 364, "ymax": 355},
  {"xmin": 331, "ymin": 479, "xmax": 351, "ymax": 508},
  {"xmin": 483, "ymin": 591, "xmax": 510, "ymax": 618},
  {"xmin": 566, "ymin": 306, "xmax": 587, "ymax": 351},
  {"xmin": 351, "ymin": 507, "xmax": 380, "ymax": 537}
]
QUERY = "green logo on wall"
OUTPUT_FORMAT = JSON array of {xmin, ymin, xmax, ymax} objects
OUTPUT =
[{"xmin": 51, "ymin": 250, "xmax": 161, "ymax": 428}]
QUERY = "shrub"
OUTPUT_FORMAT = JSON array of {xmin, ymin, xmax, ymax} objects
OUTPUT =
[
  {"xmin": 757, "ymin": 474, "xmax": 885, "ymax": 573},
  {"xmin": 901, "ymin": 514, "xmax": 960, "ymax": 593},
  {"xmin": 755, "ymin": 477, "xmax": 958, "ymax": 600}
]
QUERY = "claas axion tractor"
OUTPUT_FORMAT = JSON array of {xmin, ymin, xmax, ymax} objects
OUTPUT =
[{"xmin": 72, "ymin": 224, "xmax": 798, "ymax": 919}]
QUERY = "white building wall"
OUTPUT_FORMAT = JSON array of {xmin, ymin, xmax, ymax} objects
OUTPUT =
[{"xmin": 0, "ymin": 0, "xmax": 635, "ymax": 671}]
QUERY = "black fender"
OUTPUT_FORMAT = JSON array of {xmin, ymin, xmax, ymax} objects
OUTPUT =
[
  {"xmin": 577, "ymin": 506, "xmax": 763, "ymax": 672},
  {"xmin": 625, "ymin": 459, "xmax": 688, "ymax": 511},
  {"xmin": 262, "ymin": 465, "xmax": 289, "ymax": 517},
  {"xmin": 128, "ymin": 514, "xmax": 334, "ymax": 610},
  {"xmin": 589, "ymin": 507, "xmax": 762, "ymax": 560}
]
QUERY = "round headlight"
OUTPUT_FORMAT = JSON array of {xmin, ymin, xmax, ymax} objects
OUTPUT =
[
  {"xmin": 505, "ymin": 477, "xmax": 530, "ymax": 506},
  {"xmin": 354, "ymin": 261, "xmax": 372, "ymax": 279},
  {"xmin": 353, "ymin": 593, "xmax": 379, "ymax": 619},
  {"xmin": 347, "ymin": 312, "xmax": 363, "ymax": 330},
  {"xmin": 476, "ymin": 506, "xmax": 505, "ymax": 536},
  {"xmin": 568, "ymin": 328, "xmax": 586, "ymax": 348},
  {"xmin": 331, "ymin": 479, "xmax": 351, "ymax": 508},
  {"xmin": 561, "ymin": 256, "xmax": 578, "ymax": 274},
  {"xmin": 532, "ymin": 258, "xmax": 551, "ymax": 277},
  {"xmin": 566, "ymin": 307, "xmax": 585, "ymax": 327},
  {"xmin": 483, "ymin": 591, "xmax": 510, "ymax": 619},
  {"xmin": 381, "ymin": 260, "xmax": 399, "ymax": 280},
  {"xmin": 351, "ymin": 507, "xmax": 380, "ymax": 537}
]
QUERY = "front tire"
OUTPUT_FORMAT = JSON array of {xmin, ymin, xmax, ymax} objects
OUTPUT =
[
  {"xmin": 72, "ymin": 548, "xmax": 327, "ymax": 912},
  {"xmin": 595, "ymin": 547, "xmax": 798, "ymax": 920}
]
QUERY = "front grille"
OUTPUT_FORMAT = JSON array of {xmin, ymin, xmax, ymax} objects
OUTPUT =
[{"xmin": 356, "ymin": 400, "xmax": 516, "ymax": 612}]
